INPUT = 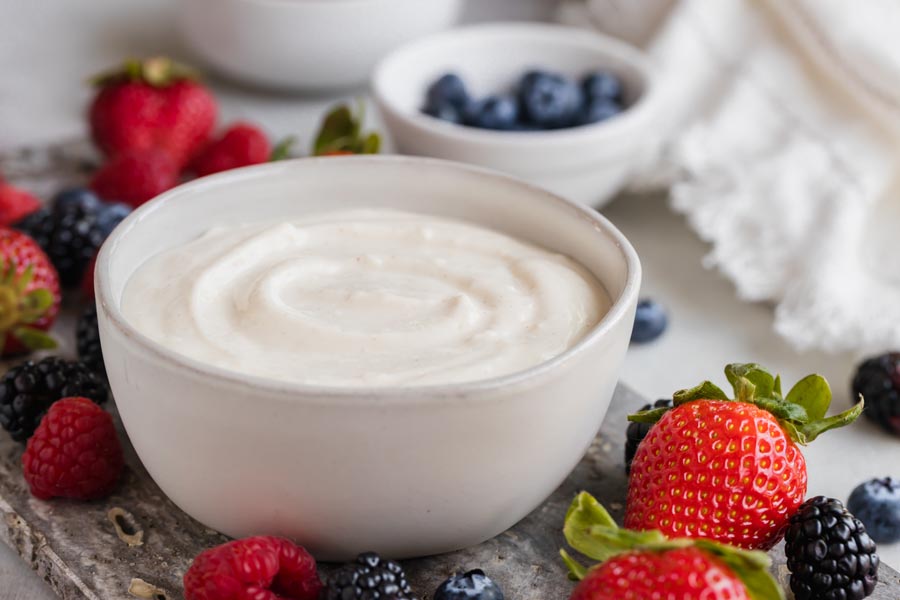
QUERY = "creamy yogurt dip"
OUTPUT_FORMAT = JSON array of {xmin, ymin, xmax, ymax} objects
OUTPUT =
[{"xmin": 121, "ymin": 209, "xmax": 610, "ymax": 387}]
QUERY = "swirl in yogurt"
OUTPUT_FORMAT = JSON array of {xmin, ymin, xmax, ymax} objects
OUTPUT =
[{"xmin": 121, "ymin": 209, "xmax": 610, "ymax": 387}]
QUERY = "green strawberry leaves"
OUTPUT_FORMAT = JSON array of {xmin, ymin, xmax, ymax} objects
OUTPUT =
[
  {"xmin": 0, "ymin": 258, "xmax": 57, "ymax": 353},
  {"xmin": 91, "ymin": 57, "xmax": 200, "ymax": 88},
  {"xmin": 269, "ymin": 136, "xmax": 297, "ymax": 162},
  {"xmin": 673, "ymin": 380, "xmax": 729, "ymax": 404},
  {"xmin": 313, "ymin": 102, "xmax": 382, "ymax": 156},
  {"xmin": 628, "ymin": 363, "xmax": 863, "ymax": 445},
  {"xmin": 13, "ymin": 326, "xmax": 57, "ymax": 351},
  {"xmin": 785, "ymin": 374, "xmax": 830, "ymax": 422},
  {"xmin": 561, "ymin": 492, "xmax": 784, "ymax": 600}
]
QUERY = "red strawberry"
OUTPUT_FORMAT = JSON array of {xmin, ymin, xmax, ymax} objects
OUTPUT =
[
  {"xmin": 0, "ymin": 228, "xmax": 59, "ymax": 356},
  {"xmin": 184, "ymin": 536, "xmax": 322, "ymax": 600},
  {"xmin": 89, "ymin": 57, "xmax": 217, "ymax": 169},
  {"xmin": 191, "ymin": 122, "xmax": 272, "ymax": 176},
  {"xmin": 22, "ymin": 397, "xmax": 123, "ymax": 500},
  {"xmin": 561, "ymin": 492, "xmax": 783, "ymax": 600},
  {"xmin": 625, "ymin": 364, "xmax": 863, "ymax": 550},
  {"xmin": 0, "ymin": 180, "xmax": 41, "ymax": 226},
  {"xmin": 90, "ymin": 148, "xmax": 179, "ymax": 208}
]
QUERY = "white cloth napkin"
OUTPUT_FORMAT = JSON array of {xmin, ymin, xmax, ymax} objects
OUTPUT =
[{"xmin": 561, "ymin": 0, "xmax": 900, "ymax": 354}]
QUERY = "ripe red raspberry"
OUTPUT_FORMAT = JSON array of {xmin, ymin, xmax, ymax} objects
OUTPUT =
[
  {"xmin": 22, "ymin": 397, "xmax": 123, "ymax": 500},
  {"xmin": 184, "ymin": 536, "xmax": 322, "ymax": 600},
  {"xmin": 90, "ymin": 148, "xmax": 179, "ymax": 208},
  {"xmin": 191, "ymin": 123, "xmax": 272, "ymax": 177},
  {"xmin": 0, "ymin": 180, "xmax": 41, "ymax": 226}
]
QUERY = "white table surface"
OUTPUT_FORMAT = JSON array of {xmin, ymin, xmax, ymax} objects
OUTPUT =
[{"xmin": 2, "ymin": 1, "xmax": 897, "ymax": 597}]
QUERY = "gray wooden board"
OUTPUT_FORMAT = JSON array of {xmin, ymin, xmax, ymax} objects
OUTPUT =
[
  {"xmin": 2, "ymin": 379, "xmax": 900, "ymax": 599},
  {"xmin": 0, "ymin": 142, "xmax": 898, "ymax": 598}
]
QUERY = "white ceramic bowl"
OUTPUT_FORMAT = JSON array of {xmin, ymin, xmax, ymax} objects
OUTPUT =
[
  {"xmin": 372, "ymin": 23, "xmax": 662, "ymax": 207},
  {"xmin": 96, "ymin": 156, "xmax": 640, "ymax": 560},
  {"xmin": 177, "ymin": 0, "xmax": 464, "ymax": 92}
]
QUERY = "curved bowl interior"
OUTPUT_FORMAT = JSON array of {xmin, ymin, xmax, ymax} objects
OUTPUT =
[{"xmin": 97, "ymin": 156, "xmax": 641, "ymax": 559}]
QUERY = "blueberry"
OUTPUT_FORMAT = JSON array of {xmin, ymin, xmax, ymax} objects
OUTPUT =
[
  {"xmin": 631, "ymin": 298, "xmax": 667, "ymax": 343},
  {"xmin": 424, "ymin": 102, "xmax": 465, "ymax": 124},
  {"xmin": 575, "ymin": 98, "xmax": 622, "ymax": 126},
  {"xmin": 53, "ymin": 187, "xmax": 101, "ymax": 216},
  {"xmin": 434, "ymin": 569, "xmax": 504, "ymax": 600},
  {"xmin": 464, "ymin": 95, "xmax": 519, "ymax": 131},
  {"xmin": 519, "ymin": 72, "xmax": 582, "ymax": 129},
  {"xmin": 426, "ymin": 73, "xmax": 470, "ymax": 110},
  {"xmin": 95, "ymin": 202, "xmax": 132, "ymax": 236},
  {"xmin": 848, "ymin": 478, "xmax": 900, "ymax": 544},
  {"xmin": 582, "ymin": 71, "xmax": 623, "ymax": 102}
]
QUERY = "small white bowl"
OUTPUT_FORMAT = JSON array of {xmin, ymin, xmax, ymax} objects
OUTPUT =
[
  {"xmin": 177, "ymin": 0, "xmax": 464, "ymax": 92},
  {"xmin": 372, "ymin": 23, "xmax": 662, "ymax": 207},
  {"xmin": 96, "ymin": 156, "xmax": 640, "ymax": 560}
]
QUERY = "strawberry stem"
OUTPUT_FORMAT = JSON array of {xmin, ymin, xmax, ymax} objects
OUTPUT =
[{"xmin": 628, "ymin": 363, "xmax": 863, "ymax": 445}]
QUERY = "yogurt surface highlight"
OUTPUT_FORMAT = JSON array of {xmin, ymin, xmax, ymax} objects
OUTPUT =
[{"xmin": 121, "ymin": 209, "xmax": 610, "ymax": 386}]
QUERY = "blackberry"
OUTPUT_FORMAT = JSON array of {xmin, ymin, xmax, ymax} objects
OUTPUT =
[
  {"xmin": 77, "ymin": 305, "xmax": 105, "ymax": 378},
  {"xmin": 785, "ymin": 496, "xmax": 879, "ymax": 600},
  {"xmin": 14, "ymin": 187, "xmax": 128, "ymax": 287},
  {"xmin": 323, "ymin": 552, "xmax": 414, "ymax": 600},
  {"xmin": 0, "ymin": 357, "xmax": 108, "ymax": 442},
  {"xmin": 625, "ymin": 399, "xmax": 673, "ymax": 474},
  {"xmin": 852, "ymin": 353, "xmax": 900, "ymax": 435}
]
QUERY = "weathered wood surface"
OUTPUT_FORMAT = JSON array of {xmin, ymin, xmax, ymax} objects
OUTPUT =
[{"xmin": 1, "ymin": 382, "xmax": 899, "ymax": 599}]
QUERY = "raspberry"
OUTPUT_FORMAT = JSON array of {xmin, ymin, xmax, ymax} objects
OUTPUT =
[
  {"xmin": 22, "ymin": 397, "xmax": 123, "ymax": 500},
  {"xmin": 184, "ymin": 536, "xmax": 322, "ymax": 600},
  {"xmin": 90, "ymin": 148, "xmax": 179, "ymax": 208},
  {"xmin": 191, "ymin": 122, "xmax": 272, "ymax": 177}
]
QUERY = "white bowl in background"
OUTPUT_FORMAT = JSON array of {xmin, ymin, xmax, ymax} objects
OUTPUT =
[
  {"xmin": 96, "ymin": 156, "xmax": 640, "ymax": 560},
  {"xmin": 177, "ymin": 0, "xmax": 464, "ymax": 92},
  {"xmin": 372, "ymin": 23, "xmax": 662, "ymax": 207}
]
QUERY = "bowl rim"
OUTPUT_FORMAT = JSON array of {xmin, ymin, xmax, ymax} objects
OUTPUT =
[
  {"xmin": 371, "ymin": 21, "xmax": 660, "ymax": 147},
  {"xmin": 97, "ymin": 155, "xmax": 641, "ymax": 401}
]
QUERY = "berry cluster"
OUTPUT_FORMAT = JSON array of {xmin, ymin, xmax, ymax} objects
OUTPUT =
[
  {"xmin": 423, "ymin": 69, "xmax": 625, "ymax": 132},
  {"xmin": 14, "ymin": 187, "xmax": 129, "ymax": 287},
  {"xmin": 183, "ymin": 544, "xmax": 506, "ymax": 600}
]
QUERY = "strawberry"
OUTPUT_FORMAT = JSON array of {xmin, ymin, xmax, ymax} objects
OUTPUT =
[
  {"xmin": 191, "ymin": 122, "xmax": 272, "ymax": 177},
  {"xmin": 90, "ymin": 148, "xmax": 179, "ymax": 208},
  {"xmin": 0, "ymin": 228, "xmax": 59, "ymax": 355},
  {"xmin": 89, "ymin": 57, "xmax": 217, "ymax": 169},
  {"xmin": 561, "ymin": 492, "xmax": 784, "ymax": 600},
  {"xmin": 0, "ymin": 179, "xmax": 41, "ymax": 226},
  {"xmin": 625, "ymin": 364, "xmax": 863, "ymax": 550}
]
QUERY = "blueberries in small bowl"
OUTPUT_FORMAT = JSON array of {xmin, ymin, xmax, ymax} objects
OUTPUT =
[
  {"xmin": 582, "ymin": 71, "xmax": 623, "ymax": 103},
  {"xmin": 426, "ymin": 73, "xmax": 470, "ymax": 112},
  {"xmin": 464, "ymin": 95, "xmax": 519, "ymax": 131},
  {"xmin": 421, "ymin": 68, "xmax": 625, "ymax": 132},
  {"xmin": 518, "ymin": 70, "xmax": 583, "ymax": 129}
]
